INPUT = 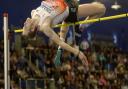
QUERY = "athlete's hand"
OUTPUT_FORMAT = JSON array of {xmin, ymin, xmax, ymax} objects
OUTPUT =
[{"xmin": 78, "ymin": 51, "xmax": 89, "ymax": 68}]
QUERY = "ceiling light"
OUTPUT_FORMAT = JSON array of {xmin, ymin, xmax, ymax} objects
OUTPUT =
[{"xmin": 111, "ymin": 1, "xmax": 121, "ymax": 10}]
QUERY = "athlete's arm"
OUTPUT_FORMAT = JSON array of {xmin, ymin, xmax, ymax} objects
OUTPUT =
[
  {"xmin": 59, "ymin": 21, "xmax": 69, "ymax": 42},
  {"xmin": 39, "ymin": 17, "xmax": 88, "ymax": 66}
]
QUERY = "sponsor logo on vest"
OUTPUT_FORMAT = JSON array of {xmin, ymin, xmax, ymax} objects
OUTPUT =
[{"xmin": 41, "ymin": 2, "xmax": 53, "ymax": 13}]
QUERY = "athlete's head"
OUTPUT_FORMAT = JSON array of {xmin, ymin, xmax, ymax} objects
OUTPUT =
[{"xmin": 22, "ymin": 18, "xmax": 38, "ymax": 38}]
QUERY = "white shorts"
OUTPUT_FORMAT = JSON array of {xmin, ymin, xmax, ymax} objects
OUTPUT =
[{"xmin": 31, "ymin": 1, "xmax": 69, "ymax": 26}]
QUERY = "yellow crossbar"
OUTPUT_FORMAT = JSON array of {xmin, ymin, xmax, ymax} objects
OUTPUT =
[{"xmin": 14, "ymin": 13, "xmax": 128, "ymax": 33}]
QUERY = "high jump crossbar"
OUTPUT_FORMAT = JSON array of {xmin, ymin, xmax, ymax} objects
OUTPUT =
[{"xmin": 15, "ymin": 13, "xmax": 128, "ymax": 33}]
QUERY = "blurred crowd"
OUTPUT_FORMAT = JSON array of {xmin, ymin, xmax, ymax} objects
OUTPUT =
[{"xmin": 0, "ymin": 38, "xmax": 128, "ymax": 89}]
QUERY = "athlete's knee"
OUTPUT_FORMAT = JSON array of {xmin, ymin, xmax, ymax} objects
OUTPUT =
[{"xmin": 92, "ymin": 2, "xmax": 106, "ymax": 15}]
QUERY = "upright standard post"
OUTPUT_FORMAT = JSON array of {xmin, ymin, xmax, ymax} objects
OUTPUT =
[{"xmin": 3, "ymin": 13, "xmax": 10, "ymax": 89}]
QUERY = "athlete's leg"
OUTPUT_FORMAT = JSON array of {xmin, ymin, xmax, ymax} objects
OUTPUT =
[
  {"xmin": 73, "ymin": 2, "xmax": 106, "ymax": 46},
  {"xmin": 59, "ymin": 2, "xmax": 106, "ymax": 42},
  {"xmin": 78, "ymin": 2, "xmax": 106, "ymax": 29},
  {"xmin": 78, "ymin": 2, "xmax": 106, "ymax": 18}
]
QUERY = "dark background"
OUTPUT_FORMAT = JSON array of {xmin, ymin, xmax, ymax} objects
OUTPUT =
[{"xmin": 0, "ymin": 0, "xmax": 128, "ymax": 52}]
